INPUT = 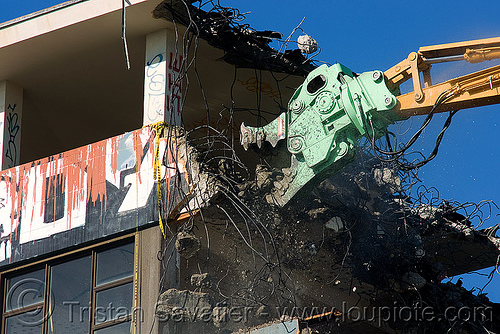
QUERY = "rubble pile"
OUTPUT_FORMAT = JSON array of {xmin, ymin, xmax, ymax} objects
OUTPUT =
[{"xmin": 161, "ymin": 143, "xmax": 500, "ymax": 333}]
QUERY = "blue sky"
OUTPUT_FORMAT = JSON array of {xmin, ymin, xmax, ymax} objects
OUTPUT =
[{"xmin": 1, "ymin": 0, "xmax": 500, "ymax": 301}]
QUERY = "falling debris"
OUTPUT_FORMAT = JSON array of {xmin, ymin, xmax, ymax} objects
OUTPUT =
[
  {"xmin": 324, "ymin": 216, "xmax": 344, "ymax": 233},
  {"xmin": 190, "ymin": 273, "xmax": 211, "ymax": 288},
  {"xmin": 175, "ymin": 231, "xmax": 201, "ymax": 259},
  {"xmin": 153, "ymin": 1, "xmax": 315, "ymax": 76},
  {"xmin": 156, "ymin": 288, "xmax": 214, "ymax": 321},
  {"xmin": 211, "ymin": 306, "xmax": 229, "ymax": 328},
  {"xmin": 400, "ymin": 272, "xmax": 427, "ymax": 291},
  {"xmin": 297, "ymin": 34, "xmax": 318, "ymax": 54}
]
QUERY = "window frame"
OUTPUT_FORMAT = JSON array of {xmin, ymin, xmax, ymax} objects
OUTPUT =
[{"xmin": 0, "ymin": 232, "xmax": 138, "ymax": 334}]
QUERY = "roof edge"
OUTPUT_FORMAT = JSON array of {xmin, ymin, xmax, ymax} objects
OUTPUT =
[{"xmin": 0, "ymin": 0, "xmax": 90, "ymax": 30}]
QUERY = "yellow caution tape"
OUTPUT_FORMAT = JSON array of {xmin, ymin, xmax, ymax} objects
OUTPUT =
[{"xmin": 144, "ymin": 121, "xmax": 168, "ymax": 237}]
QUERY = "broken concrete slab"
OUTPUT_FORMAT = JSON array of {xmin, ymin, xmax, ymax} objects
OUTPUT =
[
  {"xmin": 175, "ymin": 231, "xmax": 201, "ymax": 259},
  {"xmin": 156, "ymin": 288, "xmax": 214, "ymax": 322},
  {"xmin": 190, "ymin": 273, "xmax": 211, "ymax": 288}
]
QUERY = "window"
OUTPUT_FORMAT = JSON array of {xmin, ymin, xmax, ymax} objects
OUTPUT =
[{"xmin": 1, "ymin": 240, "xmax": 135, "ymax": 334}]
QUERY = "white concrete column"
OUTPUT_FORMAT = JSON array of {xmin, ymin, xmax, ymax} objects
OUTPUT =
[
  {"xmin": 0, "ymin": 81, "xmax": 23, "ymax": 170},
  {"xmin": 143, "ymin": 29, "xmax": 183, "ymax": 126}
]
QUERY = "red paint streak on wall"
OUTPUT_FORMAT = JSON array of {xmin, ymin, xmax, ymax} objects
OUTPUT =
[
  {"xmin": 2, "ymin": 164, "xmax": 30, "ymax": 241},
  {"xmin": 5, "ymin": 168, "xmax": 20, "ymax": 240},
  {"xmin": 111, "ymin": 136, "xmax": 119, "ymax": 179},
  {"xmin": 133, "ymin": 131, "xmax": 143, "ymax": 184},
  {"xmin": 64, "ymin": 148, "xmax": 85, "ymax": 228},
  {"xmin": 19, "ymin": 165, "xmax": 29, "ymax": 233},
  {"xmin": 86, "ymin": 140, "xmax": 107, "ymax": 221}
]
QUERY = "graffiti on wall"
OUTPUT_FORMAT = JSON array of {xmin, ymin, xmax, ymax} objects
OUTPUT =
[
  {"xmin": 4, "ymin": 103, "xmax": 20, "ymax": 169},
  {"xmin": 0, "ymin": 127, "xmax": 188, "ymax": 265},
  {"xmin": 237, "ymin": 77, "xmax": 281, "ymax": 99},
  {"xmin": 144, "ymin": 50, "xmax": 183, "ymax": 126},
  {"xmin": 167, "ymin": 51, "xmax": 183, "ymax": 124}
]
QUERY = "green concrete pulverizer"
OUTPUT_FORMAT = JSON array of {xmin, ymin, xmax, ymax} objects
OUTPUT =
[{"xmin": 240, "ymin": 64, "xmax": 403, "ymax": 206}]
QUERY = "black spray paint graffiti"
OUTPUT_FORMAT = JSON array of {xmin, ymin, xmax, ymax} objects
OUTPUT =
[{"xmin": 5, "ymin": 104, "xmax": 19, "ymax": 168}]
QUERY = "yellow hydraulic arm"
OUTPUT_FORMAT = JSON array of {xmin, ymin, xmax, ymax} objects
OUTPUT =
[{"xmin": 384, "ymin": 37, "xmax": 500, "ymax": 117}]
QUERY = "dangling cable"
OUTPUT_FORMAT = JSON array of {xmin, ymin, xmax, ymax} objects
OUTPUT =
[
  {"xmin": 122, "ymin": 0, "xmax": 132, "ymax": 70},
  {"xmin": 361, "ymin": 89, "xmax": 459, "ymax": 170}
]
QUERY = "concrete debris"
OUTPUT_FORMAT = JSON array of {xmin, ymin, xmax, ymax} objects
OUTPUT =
[
  {"xmin": 153, "ymin": 0, "xmax": 315, "ymax": 76},
  {"xmin": 324, "ymin": 216, "xmax": 344, "ymax": 232},
  {"xmin": 211, "ymin": 306, "xmax": 229, "ymax": 328},
  {"xmin": 307, "ymin": 207, "xmax": 328, "ymax": 219},
  {"xmin": 255, "ymin": 164, "xmax": 274, "ymax": 191},
  {"xmin": 143, "ymin": 0, "xmax": 500, "ymax": 330},
  {"xmin": 297, "ymin": 34, "xmax": 318, "ymax": 54},
  {"xmin": 308, "ymin": 243, "xmax": 318, "ymax": 256},
  {"xmin": 413, "ymin": 204, "xmax": 438, "ymax": 220},
  {"xmin": 233, "ymin": 318, "xmax": 300, "ymax": 334},
  {"xmin": 445, "ymin": 220, "xmax": 474, "ymax": 238},
  {"xmin": 241, "ymin": 270, "xmax": 250, "ymax": 280},
  {"xmin": 373, "ymin": 167, "xmax": 401, "ymax": 193},
  {"xmin": 217, "ymin": 159, "xmax": 233, "ymax": 177},
  {"xmin": 490, "ymin": 236, "xmax": 500, "ymax": 249},
  {"xmin": 191, "ymin": 273, "xmax": 211, "ymax": 288},
  {"xmin": 401, "ymin": 272, "xmax": 427, "ymax": 290},
  {"xmin": 175, "ymin": 231, "xmax": 201, "ymax": 259},
  {"xmin": 168, "ymin": 139, "xmax": 500, "ymax": 333},
  {"xmin": 256, "ymin": 305, "xmax": 270, "ymax": 318},
  {"xmin": 156, "ymin": 288, "xmax": 214, "ymax": 321}
]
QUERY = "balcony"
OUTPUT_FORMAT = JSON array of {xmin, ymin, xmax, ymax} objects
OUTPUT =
[{"xmin": 0, "ymin": 126, "xmax": 186, "ymax": 266}]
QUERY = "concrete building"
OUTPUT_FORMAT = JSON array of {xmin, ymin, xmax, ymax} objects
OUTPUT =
[{"xmin": 0, "ymin": 0, "xmax": 309, "ymax": 333}]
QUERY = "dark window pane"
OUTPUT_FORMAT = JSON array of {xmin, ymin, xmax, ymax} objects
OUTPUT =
[
  {"xmin": 5, "ymin": 312, "xmax": 43, "ymax": 334},
  {"xmin": 48, "ymin": 255, "xmax": 92, "ymax": 334},
  {"xmin": 94, "ymin": 321, "xmax": 131, "ymax": 334},
  {"xmin": 5, "ymin": 269, "xmax": 45, "ymax": 312},
  {"xmin": 44, "ymin": 173, "xmax": 65, "ymax": 223},
  {"xmin": 96, "ymin": 243, "xmax": 134, "ymax": 286},
  {"xmin": 95, "ymin": 283, "xmax": 133, "ymax": 325}
]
